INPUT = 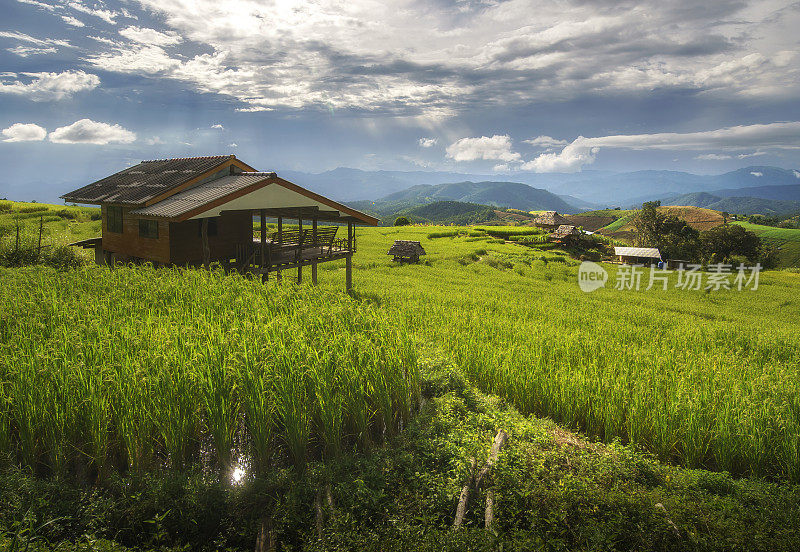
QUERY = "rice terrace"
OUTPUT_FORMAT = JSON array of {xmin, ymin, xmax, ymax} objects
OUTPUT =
[{"xmin": 3, "ymin": 1, "xmax": 800, "ymax": 550}]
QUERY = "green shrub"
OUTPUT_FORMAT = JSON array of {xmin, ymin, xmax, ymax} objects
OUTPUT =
[{"xmin": 394, "ymin": 216, "xmax": 411, "ymax": 226}]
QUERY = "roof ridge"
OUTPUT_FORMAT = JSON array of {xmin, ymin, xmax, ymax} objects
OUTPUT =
[
  {"xmin": 240, "ymin": 171, "xmax": 277, "ymax": 176},
  {"xmin": 141, "ymin": 155, "xmax": 235, "ymax": 163}
]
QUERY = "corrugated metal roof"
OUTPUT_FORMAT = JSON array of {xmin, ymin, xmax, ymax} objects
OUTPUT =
[
  {"xmin": 61, "ymin": 156, "xmax": 236, "ymax": 205},
  {"xmin": 614, "ymin": 246, "xmax": 661, "ymax": 259},
  {"xmin": 131, "ymin": 174, "xmax": 272, "ymax": 218}
]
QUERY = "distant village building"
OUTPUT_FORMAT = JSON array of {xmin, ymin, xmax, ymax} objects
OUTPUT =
[
  {"xmin": 388, "ymin": 240, "xmax": 426, "ymax": 263},
  {"xmin": 614, "ymin": 246, "xmax": 662, "ymax": 265},
  {"xmin": 548, "ymin": 224, "xmax": 581, "ymax": 244},
  {"xmin": 532, "ymin": 211, "xmax": 571, "ymax": 230},
  {"xmin": 62, "ymin": 155, "xmax": 377, "ymax": 289}
]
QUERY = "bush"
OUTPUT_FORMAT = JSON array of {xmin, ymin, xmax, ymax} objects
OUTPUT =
[{"xmin": 394, "ymin": 216, "xmax": 411, "ymax": 226}]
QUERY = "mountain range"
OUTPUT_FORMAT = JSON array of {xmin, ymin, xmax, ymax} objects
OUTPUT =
[{"xmin": 280, "ymin": 165, "xmax": 800, "ymax": 209}]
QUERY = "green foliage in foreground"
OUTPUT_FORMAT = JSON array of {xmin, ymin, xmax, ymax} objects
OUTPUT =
[
  {"xmin": 0, "ymin": 267, "xmax": 419, "ymax": 479},
  {"xmin": 1, "ymin": 366, "xmax": 799, "ymax": 551}
]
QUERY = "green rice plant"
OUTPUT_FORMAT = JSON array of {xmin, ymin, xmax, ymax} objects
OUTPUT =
[
  {"xmin": 198, "ymin": 335, "xmax": 240, "ymax": 474},
  {"xmin": 239, "ymin": 346, "xmax": 274, "ymax": 473},
  {"xmin": 427, "ymin": 230, "xmax": 460, "ymax": 239},
  {"xmin": 274, "ymin": 359, "xmax": 311, "ymax": 470}
]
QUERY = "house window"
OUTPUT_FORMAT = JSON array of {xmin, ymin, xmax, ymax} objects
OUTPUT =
[
  {"xmin": 107, "ymin": 206, "xmax": 123, "ymax": 233},
  {"xmin": 139, "ymin": 219, "xmax": 159, "ymax": 239},
  {"xmin": 197, "ymin": 218, "xmax": 218, "ymax": 237}
]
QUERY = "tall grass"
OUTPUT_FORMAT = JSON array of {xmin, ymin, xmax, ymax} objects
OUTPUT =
[
  {"xmin": 333, "ymin": 224, "xmax": 800, "ymax": 481},
  {"xmin": 0, "ymin": 266, "xmax": 419, "ymax": 479}
]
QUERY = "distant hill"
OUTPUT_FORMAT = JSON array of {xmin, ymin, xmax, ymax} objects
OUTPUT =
[
  {"xmin": 712, "ymin": 183, "xmax": 800, "ymax": 202},
  {"xmin": 277, "ymin": 165, "xmax": 800, "ymax": 207},
  {"xmin": 349, "ymin": 199, "xmax": 499, "ymax": 226},
  {"xmin": 380, "ymin": 181, "xmax": 577, "ymax": 212},
  {"xmin": 664, "ymin": 192, "xmax": 800, "ymax": 216}
]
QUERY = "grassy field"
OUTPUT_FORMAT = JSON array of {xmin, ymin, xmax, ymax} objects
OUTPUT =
[
  {"xmin": 3, "ymin": 210, "xmax": 800, "ymax": 549},
  {"xmin": 3, "ymin": 221, "xmax": 800, "ymax": 481},
  {"xmin": 0, "ymin": 267, "xmax": 419, "ymax": 479},
  {"xmin": 314, "ymin": 226, "xmax": 800, "ymax": 481},
  {"xmin": 735, "ymin": 221, "xmax": 800, "ymax": 268}
]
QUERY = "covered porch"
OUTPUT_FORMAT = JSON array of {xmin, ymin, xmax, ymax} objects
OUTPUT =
[{"xmin": 231, "ymin": 207, "xmax": 359, "ymax": 288}]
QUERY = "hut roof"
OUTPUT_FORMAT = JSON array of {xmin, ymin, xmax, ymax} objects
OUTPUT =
[
  {"xmin": 549, "ymin": 224, "xmax": 581, "ymax": 238},
  {"xmin": 533, "ymin": 211, "xmax": 571, "ymax": 226},
  {"xmin": 61, "ymin": 155, "xmax": 255, "ymax": 205},
  {"xmin": 614, "ymin": 246, "xmax": 661, "ymax": 259},
  {"xmin": 62, "ymin": 156, "xmax": 378, "ymax": 225},
  {"xmin": 388, "ymin": 240, "xmax": 426, "ymax": 256}
]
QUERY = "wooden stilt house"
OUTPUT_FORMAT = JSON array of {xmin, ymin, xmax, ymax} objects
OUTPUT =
[{"xmin": 62, "ymin": 155, "xmax": 378, "ymax": 289}]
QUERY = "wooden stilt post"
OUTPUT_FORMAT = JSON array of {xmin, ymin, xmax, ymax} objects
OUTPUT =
[
  {"xmin": 277, "ymin": 216, "xmax": 283, "ymax": 283},
  {"xmin": 260, "ymin": 209, "xmax": 267, "ymax": 283},
  {"xmin": 346, "ymin": 221, "xmax": 353, "ymax": 291},
  {"xmin": 297, "ymin": 215, "xmax": 303, "ymax": 284},
  {"xmin": 312, "ymin": 218, "xmax": 318, "ymax": 285},
  {"xmin": 201, "ymin": 218, "xmax": 210, "ymax": 268}
]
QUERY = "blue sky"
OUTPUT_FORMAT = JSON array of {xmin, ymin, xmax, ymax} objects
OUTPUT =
[{"xmin": 1, "ymin": 0, "xmax": 799, "ymax": 202}]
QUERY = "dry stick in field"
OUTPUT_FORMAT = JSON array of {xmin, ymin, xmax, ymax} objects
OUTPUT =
[
  {"xmin": 478, "ymin": 430, "xmax": 508, "ymax": 530},
  {"xmin": 254, "ymin": 515, "xmax": 277, "ymax": 552},
  {"xmin": 453, "ymin": 457, "xmax": 477, "ymax": 528},
  {"xmin": 315, "ymin": 489, "xmax": 324, "ymax": 540},
  {"xmin": 453, "ymin": 430, "xmax": 509, "ymax": 530}
]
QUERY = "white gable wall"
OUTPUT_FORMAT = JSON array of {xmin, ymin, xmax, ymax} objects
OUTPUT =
[{"xmin": 189, "ymin": 181, "xmax": 342, "ymax": 220}]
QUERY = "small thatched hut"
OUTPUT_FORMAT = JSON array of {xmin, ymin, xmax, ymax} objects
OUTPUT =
[
  {"xmin": 532, "ymin": 211, "xmax": 571, "ymax": 230},
  {"xmin": 548, "ymin": 224, "xmax": 581, "ymax": 243},
  {"xmin": 388, "ymin": 240, "xmax": 426, "ymax": 262}
]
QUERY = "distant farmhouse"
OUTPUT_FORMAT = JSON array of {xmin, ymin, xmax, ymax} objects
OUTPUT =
[
  {"xmin": 62, "ymin": 155, "xmax": 377, "ymax": 289},
  {"xmin": 532, "ymin": 211, "xmax": 571, "ymax": 230},
  {"xmin": 614, "ymin": 246, "xmax": 662, "ymax": 265}
]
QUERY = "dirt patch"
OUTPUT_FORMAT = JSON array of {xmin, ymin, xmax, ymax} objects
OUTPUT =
[
  {"xmin": 565, "ymin": 215, "xmax": 616, "ymax": 232},
  {"xmin": 550, "ymin": 426, "xmax": 607, "ymax": 454}
]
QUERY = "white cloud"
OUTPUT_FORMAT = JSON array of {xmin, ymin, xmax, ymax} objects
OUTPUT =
[
  {"xmin": 493, "ymin": 163, "xmax": 510, "ymax": 172},
  {"xmin": 7, "ymin": 46, "xmax": 57, "ymax": 57},
  {"xmin": 211, "ymin": 123, "xmax": 224, "ymax": 129},
  {"xmin": 526, "ymin": 122, "xmax": 800, "ymax": 172},
  {"xmin": 48, "ymin": 119, "xmax": 136, "ymax": 144},
  {"xmin": 61, "ymin": 15, "xmax": 85, "ymax": 27},
  {"xmin": 418, "ymin": 137, "xmax": 437, "ymax": 148},
  {"xmin": 0, "ymin": 30, "xmax": 70, "ymax": 48},
  {"xmin": 750, "ymin": 171, "xmax": 763, "ymax": 177},
  {"xmin": 228, "ymin": 142, "xmax": 238, "ymax": 147},
  {"xmin": 446, "ymin": 135, "xmax": 521, "ymax": 162},
  {"xmin": 737, "ymin": 151, "xmax": 768, "ymax": 159},
  {"xmin": 695, "ymin": 153, "xmax": 731, "ymax": 160},
  {"xmin": 2, "ymin": 123, "xmax": 47, "ymax": 142},
  {"xmin": 524, "ymin": 136, "xmax": 568, "ymax": 148},
  {"xmin": 68, "ymin": 1, "xmax": 120, "ymax": 25},
  {"xmin": 73, "ymin": 0, "xmax": 797, "ymax": 115},
  {"xmin": 0, "ymin": 70, "xmax": 100, "ymax": 101},
  {"xmin": 146, "ymin": 136, "xmax": 163, "ymax": 145},
  {"xmin": 119, "ymin": 26, "xmax": 182, "ymax": 46},
  {"xmin": 521, "ymin": 139, "xmax": 598, "ymax": 173},
  {"xmin": 794, "ymin": 170, "xmax": 800, "ymax": 179},
  {"xmin": 86, "ymin": 45, "xmax": 180, "ymax": 73},
  {"xmin": 17, "ymin": 0, "xmax": 56, "ymax": 11}
]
